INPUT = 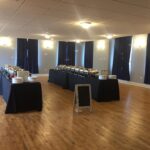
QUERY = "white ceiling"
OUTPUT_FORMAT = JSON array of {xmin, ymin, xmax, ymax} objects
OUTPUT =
[{"xmin": 1, "ymin": 0, "xmax": 150, "ymax": 40}]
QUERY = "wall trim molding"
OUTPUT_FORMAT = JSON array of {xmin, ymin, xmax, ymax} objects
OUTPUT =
[
  {"xmin": 31, "ymin": 75, "xmax": 150, "ymax": 89},
  {"xmin": 33, "ymin": 74, "xmax": 48, "ymax": 76},
  {"xmin": 119, "ymin": 80, "xmax": 150, "ymax": 89}
]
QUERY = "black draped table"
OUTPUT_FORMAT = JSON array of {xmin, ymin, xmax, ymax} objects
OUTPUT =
[
  {"xmin": 96, "ymin": 79, "xmax": 119, "ymax": 101},
  {"xmin": 0, "ymin": 73, "xmax": 2, "ymax": 95},
  {"xmin": 48, "ymin": 69, "xmax": 120, "ymax": 102},
  {"xmin": 0, "ymin": 73, "xmax": 42, "ymax": 114}
]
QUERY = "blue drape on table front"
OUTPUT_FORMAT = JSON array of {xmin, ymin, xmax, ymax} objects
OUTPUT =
[
  {"xmin": 27, "ymin": 39, "xmax": 39, "ymax": 73},
  {"xmin": 17, "ymin": 38, "xmax": 28, "ymax": 69},
  {"xmin": 84, "ymin": 41, "xmax": 94, "ymax": 68},
  {"xmin": 66, "ymin": 42, "xmax": 75, "ymax": 65},
  {"xmin": 112, "ymin": 36, "xmax": 132, "ymax": 81},
  {"xmin": 144, "ymin": 34, "xmax": 150, "ymax": 84}
]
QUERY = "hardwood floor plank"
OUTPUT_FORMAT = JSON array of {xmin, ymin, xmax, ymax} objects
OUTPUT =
[{"xmin": 0, "ymin": 77, "xmax": 150, "ymax": 150}]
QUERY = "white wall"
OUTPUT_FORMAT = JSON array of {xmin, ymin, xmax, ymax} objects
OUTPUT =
[
  {"xmin": 109, "ymin": 39, "xmax": 115, "ymax": 74},
  {"xmin": 75, "ymin": 42, "xmax": 85, "ymax": 66},
  {"xmin": 0, "ymin": 38, "xmax": 16, "ymax": 67},
  {"xmin": 130, "ymin": 35, "xmax": 147, "ymax": 83},
  {"xmin": 0, "ymin": 38, "xmax": 57, "ymax": 74},
  {"xmin": 38, "ymin": 40, "xmax": 57, "ymax": 74},
  {"xmin": 75, "ymin": 40, "xmax": 110, "ymax": 73},
  {"xmin": 93, "ymin": 40, "xmax": 109, "ymax": 73}
]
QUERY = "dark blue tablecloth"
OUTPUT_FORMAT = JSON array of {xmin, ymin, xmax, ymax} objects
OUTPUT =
[
  {"xmin": 96, "ymin": 79, "xmax": 119, "ymax": 101},
  {"xmin": 48, "ymin": 69, "xmax": 68, "ymax": 88},
  {"xmin": 6, "ymin": 82, "xmax": 42, "ymax": 114},
  {"xmin": 48, "ymin": 69, "xmax": 120, "ymax": 102},
  {"xmin": 0, "ymin": 73, "xmax": 43, "ymax": 114},
  {"xmin": 68, "ymin": 73, "xmax": 90, "ymax": 91},
  {"xmin": 1, "ymin": 75, "xmax": 11, "ymax": 102},
  {"xmin": 0, "ymin": 73, "xmax": 2, "ymax": 95}
]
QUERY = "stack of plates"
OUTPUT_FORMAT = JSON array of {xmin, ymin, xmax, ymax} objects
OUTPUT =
[
  {"xmin": 99, "ymin": 75, "xmax": 108, "ymax": 80},
  {"xmin": 108, "ymin": 75, "xmax": 117, "ymax": 79},
  {"xmin": 28, "ymin": 76, "xmax": 37, "ymax": 82},
  {"xmin": 12, "ymin": 77, "xmax": 23, "ymax": 84}
]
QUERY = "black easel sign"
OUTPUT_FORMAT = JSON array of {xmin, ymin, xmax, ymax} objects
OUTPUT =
[{"xmin": 74, "ymin": 84, "xmax": 92, "ymax": 112}]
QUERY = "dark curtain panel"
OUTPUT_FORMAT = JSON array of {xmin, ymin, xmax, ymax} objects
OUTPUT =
[
  {"xmin": 67, "ymin": 42, "xmax": 75, "ymax": 65},
  {"xmin": 17, "ymin": 38, "xmax": 28, "ymax": 69},
  {"xmin": 24, "ymin": 49, "xmax": 29, "ymax": 71},
  {"xmin": 144, "ymin": 34, "xmax": 150, "ymax": 84},
  {"xmin": 28, "ymin": 39, "xmax": 39, "ymax": 73},
  {"xmin": 58, "ymin": 41, "xmax": 67, "ymax": 65},
  {"xmin": 112, "ymin": 36, "xmax": 132, "ymax": 81},
  {"xmin": 84, "ymin": 41, "xmax": 94, "ymax": 68}
]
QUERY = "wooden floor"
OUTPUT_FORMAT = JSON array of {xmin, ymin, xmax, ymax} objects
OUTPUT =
[{"xmin": 0, "ymin": 77, "xmax": 150, "ymax": 150}]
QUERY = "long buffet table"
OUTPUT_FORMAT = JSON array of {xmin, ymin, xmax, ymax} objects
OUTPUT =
[
  {"xmin": 48, "ymin": 69, "xmax": 120, "ymax": 102},
  {"xmin": 0, "ymin": 73, "xmax": 43, "ymax": 114}
]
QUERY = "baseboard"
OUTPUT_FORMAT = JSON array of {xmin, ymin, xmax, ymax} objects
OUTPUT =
[
  {"xmin": 33, "ymin": 74, "xmax": 48, "ymax": 77},
  {"xmin": 32, "ymin": 74, "xmax": 150, "ymax": 89},
  {"xmin": 119, "ymin": 80, "xmax": 150, "ymax": 89}
]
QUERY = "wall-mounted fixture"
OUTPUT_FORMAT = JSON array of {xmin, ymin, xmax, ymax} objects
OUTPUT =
[
  {"xmin": 42, "ymin": 40, "xmax": 54, "ymax": 49},
  {"xmin": 133, "ymin": 35, "xmax": 147, "ymax": 49},
  {"xmin": 0, "ymin": 37, "xmax": 12, "ymax": 47},
  {"xmin": 97, "ymin": 40, "xmax": 105, "ymax": 50}
]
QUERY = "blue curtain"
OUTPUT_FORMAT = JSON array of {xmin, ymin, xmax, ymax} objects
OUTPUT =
[
  {"xmin": 84, "ymin": 41, "xmax": 94, "ymax": 68},
  {"xmin": 17, "ymin": 38, "xmax": 28, "ymax": 69},
  {"xmin": 66, "ymin": 42, "xmax": 75, "ymax": 65},
  {"xmin": 144, "ymin": 34, "xmax": 150, "ymax": 84},
  {"xmin": 112, "ymin": 36, "xmax": 132, "ymax": 81},
  {"xmin": 58, "ymin": 41, "xmax": 67, "ymax": 65},
  {"xmin": 27, "ymin": 39, "xmax": 39, "ymax": 73},
  {"xmin": 58, "ymin": 41, "xmax": 75, "ymax": 65},
  {"xmin": 24, "ymin": 49, "xmax": 29, "ymax": 71}
]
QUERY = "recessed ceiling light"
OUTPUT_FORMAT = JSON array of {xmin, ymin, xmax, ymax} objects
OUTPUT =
[
  {"xmin": 40, "ymin": 33, "xmax": 57, "ymax": 39},
  {"xmin": 76, "ymin": 40, "xmax": 81, "ymax": 43},
  {"xmin": 44, "ymin": 34, "xmax": 51, "ymax": 39},
  {"xmin": 106, "ymin": 34, "xmax": 113, "ymax": 39},
  {"xmin": 80, "ymin": 21, "xmax": 92, "ymax": 29},
  {"xmin": 99, "ymin": 34, "xmax": 117, "ymax": 39}
]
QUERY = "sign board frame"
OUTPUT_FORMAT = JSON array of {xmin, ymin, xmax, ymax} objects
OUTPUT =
[{"xmin": 74, "ymin": 84, "xmax": 92, "ymax": 112}]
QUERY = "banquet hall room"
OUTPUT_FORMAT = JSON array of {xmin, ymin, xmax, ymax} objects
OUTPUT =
[{"xmin": 0, "ymin": 0, "xmax": 150, "ymax": 150}]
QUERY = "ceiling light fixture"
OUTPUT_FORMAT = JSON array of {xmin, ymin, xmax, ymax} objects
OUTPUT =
[
  {"xmin": 43, "ymin": 34, "xmax": 57, "ymax": 39},
  {"xmin": 44, "ymin": 34, "xmax": 51, "ymax": 39},
  {"xmin": 100, "ymin": 34, "xmax": 117, "ymax": 39},
  {"xmin": 76, "ymin": 40, "xmax": 81, "ymax": 43},
  {"xmin": 106, "ymin": 34, "xmax": 113, "ymax": 39},
  {"xmin": 80, "ymin": 21, "xmax": 92, "ymax": 29}
]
